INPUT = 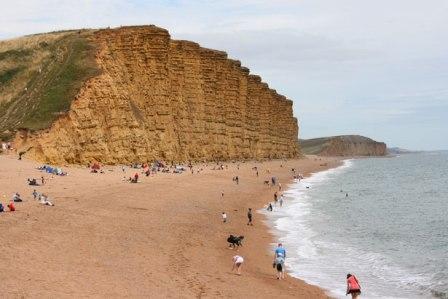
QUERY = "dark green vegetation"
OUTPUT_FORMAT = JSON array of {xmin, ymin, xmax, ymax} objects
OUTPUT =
[
  {"xmin": 0, "ymin": 31, "xmax": 99, "ymax": 140},
  {"xmin": 0, "ymin": 49, "xmax": 33, "ymax": 61},
  {"xmin": 299, "ymin": 137, "xmax": 334, "ymax": 155},
  {"xmin": 0, "ymin": 67, "xmax": 23, "ymax": 84}
]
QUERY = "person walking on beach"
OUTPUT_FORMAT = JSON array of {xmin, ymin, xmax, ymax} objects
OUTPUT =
[
  {"xmin": 274, "ymin": 243, "xmax": 286, "ymax": 280},
  {"xmin": 267, "ymin": 203, "xmax": 273, "ymax": 211},
  {"xmin": 247, "ymin": 208, "xmax": 253, "ymax": 225},
  {"xmin": 222, "ymin": 212, "xmax": 227, "ymax": 223},
  {"xmin": 274, "ymin": 192, "xmax": 278, "ymax": 205},
  {"xmin": 232, "ymin": 255, "xmax": 244, "ymax": 275},
  {"xmin": 346, "ymin": 273, "xmax": 361, "ymax": 298},
  {"xmin": 279, "ymin": 195, "xmax": 284, "ymax": 207}
]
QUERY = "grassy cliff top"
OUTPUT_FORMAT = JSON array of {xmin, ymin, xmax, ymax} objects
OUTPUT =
[
  {"xmin": 299, "ymin": 135, "xmax": 384, "ymax": 155},
  {"xmin": 0, "ymin": 30, "xmax": 99, "ymax": 141}
]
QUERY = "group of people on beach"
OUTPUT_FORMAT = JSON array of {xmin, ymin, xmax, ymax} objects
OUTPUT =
[
  {"xmin": 225, "ymin": 162, "xmax": 362, "ymax": 297},
  {"xmin": 224, "ymin": 164, "xmax": 291, "ymax": 281},
  {"xmin": 0, "ymin": 192, "xmax": 22, "ymax": 212}
]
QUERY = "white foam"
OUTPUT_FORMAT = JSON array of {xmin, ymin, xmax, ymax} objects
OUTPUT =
[{"xmin": 261, "ymin": 159, "xmax": 434, "ymax": 299}]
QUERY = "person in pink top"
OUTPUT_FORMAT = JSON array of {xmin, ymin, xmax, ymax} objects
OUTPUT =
[{"xmin": 346, "ymin": 273, "xmax": 361, "ymax": 298}]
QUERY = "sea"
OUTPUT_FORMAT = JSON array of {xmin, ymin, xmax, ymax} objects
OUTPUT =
[{"xmin": 263, "ymin": 151, "xmax": 448, "ymax": 299}]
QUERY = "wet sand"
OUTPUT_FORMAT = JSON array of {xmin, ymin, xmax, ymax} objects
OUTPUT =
[{"xmin": 0, "ymin": 154, "xmax": 340, "ymax": 298}]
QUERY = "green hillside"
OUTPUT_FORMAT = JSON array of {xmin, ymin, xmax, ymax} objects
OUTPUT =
[{"xmin": 0, "ymin": 30, "xmax": 99, "ymax": 141}]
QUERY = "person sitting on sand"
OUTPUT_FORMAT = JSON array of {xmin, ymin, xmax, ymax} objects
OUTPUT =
[
  {"xmin": 232, "ymin": 255, "xmax": 244, "ymax": 275},
  {"xmin": 346, "ymin": 273, "xmax": 361, "ymax": 298},
  {"xmin": 0, "ymin": 203, "xmax": 4, "ymax": 212},
  {"xmin": 39, "ymin": 194, "xmax": 54, "ymax": 206},
  {"xmin": 7, "ymin": 202, "xmax": 15, "ymax": 212},
  {"xmin": 13, "ymin": 193, "xmax": 22, "ymax": 202},
  {"xmin": 28, "ymin": 178, "xmax": 38, "ymax": 186}
]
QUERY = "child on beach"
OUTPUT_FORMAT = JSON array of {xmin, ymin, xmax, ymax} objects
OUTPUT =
[{"xmin": 232, "ymin": 255, "xmax": 244, "ymax": 275}]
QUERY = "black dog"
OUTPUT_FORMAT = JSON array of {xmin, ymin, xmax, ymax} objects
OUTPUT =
[{"xmin": 227, "ymin": 235, "xmax": 244, "ymax": 248}]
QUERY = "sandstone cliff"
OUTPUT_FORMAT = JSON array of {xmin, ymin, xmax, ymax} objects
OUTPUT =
[
  {"xmin": 300, "ymin": 135, "xmax": 387, "ymax": 156},
  {"xmin": 13, "ymin": 26, "xmax": 300, "ymax": 164}
]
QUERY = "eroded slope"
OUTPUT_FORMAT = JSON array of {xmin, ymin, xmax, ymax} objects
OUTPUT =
[{"xmin": 0, "ymin": 30, "xmax": 99, "ymax": 140}]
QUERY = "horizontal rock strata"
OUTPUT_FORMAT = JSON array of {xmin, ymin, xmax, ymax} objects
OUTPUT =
[{"xmin": 19, "ymin": 26, "xmax": 300, "ymax": 164}]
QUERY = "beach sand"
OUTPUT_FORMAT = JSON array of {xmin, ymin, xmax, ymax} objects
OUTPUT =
[{"xmin": 0, "ymin": 154, "xmax": 340, "ymax": 298}]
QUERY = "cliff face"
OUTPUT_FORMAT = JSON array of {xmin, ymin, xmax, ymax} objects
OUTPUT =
[
  {"xmin": 17, "ymin": 26, "xmax": 300, "ymax": 164},
  {"xmin": 300, "ymin": 135, "xmax": 387, "ymax": 156}
]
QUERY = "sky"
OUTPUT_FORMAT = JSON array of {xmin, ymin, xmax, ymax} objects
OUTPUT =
[{"xmin": 1, "ymin": 0, "xmax": 447, "ymax": 150}]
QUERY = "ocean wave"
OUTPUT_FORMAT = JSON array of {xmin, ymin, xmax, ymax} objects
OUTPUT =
[{"xmin": 262, "ymin": 157, "xmax": 443, "ymax": 299}]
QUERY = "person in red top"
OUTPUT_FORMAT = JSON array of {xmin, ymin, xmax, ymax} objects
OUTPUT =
[
  {"xmin": 7, "ymin": 202, "xmax": 15, "ymax": 212},
  {"xmin": 346, "ymin": 273, "xmax": 361, "ymax": 298}
]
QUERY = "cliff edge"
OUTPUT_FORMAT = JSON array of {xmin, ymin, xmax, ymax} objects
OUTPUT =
[
  {"xmin": 300, "ymin": 135, "xmax": 387, "ymax": 156},
  {"xmin": 2, "ymin": 26, "xmax": 300, "ymax": 164}
]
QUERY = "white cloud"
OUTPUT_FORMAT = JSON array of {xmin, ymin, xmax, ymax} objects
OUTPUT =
[{"xmin": 0, "ymin": 0, "xmax": 447, "ymax": 149}]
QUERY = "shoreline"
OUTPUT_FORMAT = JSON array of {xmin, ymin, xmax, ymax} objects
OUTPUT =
[
  {"xmin": 0, "ymin": 154, "xmax": 341, "ymax": 298},
  {"xmin": 260, "ymin": 159, "xmax": 350, "ymax": 298}
]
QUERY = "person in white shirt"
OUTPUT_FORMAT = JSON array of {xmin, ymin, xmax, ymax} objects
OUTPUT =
[
  {"xmin": 222, "ymin": 212, "xmax": 227, "ymax": 223},
  {"xmin": 232, "ymin": 255, "xmax": 244, "ymax": 275}
]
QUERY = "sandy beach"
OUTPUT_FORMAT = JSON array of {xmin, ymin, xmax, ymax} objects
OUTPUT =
[{"xmin": 0, "ymin": 154, "xmax": 340, "ymax": 298}]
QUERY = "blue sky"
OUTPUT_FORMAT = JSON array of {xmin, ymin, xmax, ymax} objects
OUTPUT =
[{"xmin": 1, "ymin": 0, "xmax": 447, "ymax": 150}]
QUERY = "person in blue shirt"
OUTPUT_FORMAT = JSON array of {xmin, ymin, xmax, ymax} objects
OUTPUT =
[
  {"xmin": 275, "ymin": 243, "xmax": 286, "ymax": 258},
  {"xmin": 273, "ymin": 243, "xmax": 286, "ymax": 279}
]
